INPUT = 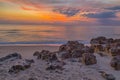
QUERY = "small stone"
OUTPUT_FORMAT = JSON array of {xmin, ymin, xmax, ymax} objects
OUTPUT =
[
  {"xmin": 28, "ymin": 78, "xmax": 37, "ymax": 80},
  {"xmin": 101, "ymin": 71, "xmax": 116, "ymax": 80}
]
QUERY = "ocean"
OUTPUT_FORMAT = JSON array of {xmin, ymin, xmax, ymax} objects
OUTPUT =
[{"xmin": 0, "ymin": 24, "xmax": 120, "ymax": 45}]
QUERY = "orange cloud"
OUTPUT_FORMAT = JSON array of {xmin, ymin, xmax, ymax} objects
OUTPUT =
[{"xmin": 21, "ymin": 6, "xmax": 35, "ymax": 11}]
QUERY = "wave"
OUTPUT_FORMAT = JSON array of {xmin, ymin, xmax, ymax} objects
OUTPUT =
[{"xmin": 0, "ymin": 40, "xmax": 90, "ymax": 46}]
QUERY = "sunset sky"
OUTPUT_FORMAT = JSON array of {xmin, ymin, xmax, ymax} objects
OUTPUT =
[{"xmin": 0, "ymin": 0, "xmax": 120, "ymax": 26}]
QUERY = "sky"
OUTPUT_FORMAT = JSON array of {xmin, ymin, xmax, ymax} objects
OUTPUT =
[{"xmin": 0, "ymin": 0, "xmax": 120, "ymax": 26}]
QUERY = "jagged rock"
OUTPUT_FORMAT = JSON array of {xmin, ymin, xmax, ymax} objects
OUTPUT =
[
  {"xmin": 98, "ymin": 52, "xmax": 106, "ymax": 57},
  {"xmin": 46, "ymin": 63, "xmax": 64, "ymax": 71},
  {"xmin": 33, "ymin": 51, "xmax": 40, "ymax": 56},
  {"xmin": 110, "ymin": 48, "xmax": 120, "ymax": 56},
  {"xmin": 57, "ymin": 51, "xmax": 71, "ymax": 60},
  {"xmin": 25, "ymin": 59, "xmax": 34, "ymax": 64},
  {"xmin": 28, "ymin": 78, "xmax": 38, "ymax": 80},
  {"xmin": 90, "ymin": 36, "xmax": 107, "ymax": 44},
  {"xmin": 107, "ymin": 38, "xmax": 114, "ymax": 44},
  {"xmin": 114, "ymin": 39, "xmax": 120, "ymax": 44},
  {"xmin": 8, "ymin": 64, "xmax": 31, "ymax": 73},
  {"xmin": 104, "ymin": 44, "xmax": 111, "ymax": 53},
  {"xmin": 110, "ymin": 56, "xmax": 120, "ymax": 70},
  {"xmin": 82, "ymin": 53, "xmax": 97, "ymax": 65},
  {"xmin": 100, "ymin": 71, "xmax": 115, "ymax": 80},
  {"xmin": 33, "ymin": 50, "xmax": 58, "ymax": 62},
  {"xmin": 0, "ymin": 53, "xmax": 22, "ymax": 62},
  {"xmin": 49, "ymin": 52, "xmax": 58, "ymax": 61},
  {"xmin": 71, "ymin": 49, "xmax": 84, "ymax": 58},
  {"xmin": 46, "ymin": 62, "xmax": 64, "ymax": 70},
  {"xmin": 59, "ymin": 41, "xmax": 84, "ymax": 53},
  {"xmin": 82, "ymin": 46, "xmax": 94, "ymax": 53},
  {"xmin": 94, "ymin": 45, "xmax": 104, "ymax": 52},
  {"xmin": 38, "ymin": 50, "xmax": 50, "ymax": 60},
  {"xmin": 59, "ymin": 44, "xmax": 67, "ymax": 52},
  {"xmin": 58, "ymin": 41, "xmax": 87, "ymax": 59}
]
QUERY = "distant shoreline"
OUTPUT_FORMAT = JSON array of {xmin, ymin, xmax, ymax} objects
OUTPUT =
[
  {"xmin": 0, "ymin": 40, "xmax": 90, "ymax": 46},
  {"xmin": 0, "ymin": 43, "xmax": 61, "ymax": 47}
]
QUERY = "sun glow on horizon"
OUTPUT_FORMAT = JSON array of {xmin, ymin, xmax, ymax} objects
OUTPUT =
[{"xmin": 0, "ymin": 0, "xmax": 120, "ymax": 26}]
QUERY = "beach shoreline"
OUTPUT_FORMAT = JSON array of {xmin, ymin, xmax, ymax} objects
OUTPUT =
[{"xmin": 0, "ymin": 36, "xmax": 120, "ymax": 80}]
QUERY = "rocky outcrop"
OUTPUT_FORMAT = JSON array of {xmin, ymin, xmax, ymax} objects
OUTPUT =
[
  {"xmin": 59, "ymin": 41, "xmax": 94, "ymax": 59},
  {"xmin": 8, "ymin": 64, "xmax": 31, "ymax": 73},
  {"xmin": 82, "ymin": 46, "xmax": 94, "ymax": 53},
  {"xmin": 110, "ymin": 56, "xmax": 120, "ymax": 70},
  {"xmin": 0, "ymin": 53, "xmax": 22, "ymax": 62},
  {"xmin": 71, "ymin": 49, "xmax": 84, "ymax": 58},
  {"xmin": 57, "ymin": 51, "xmax": 71, "ymax": 60},
  {"xmin": 90, "ymin": 36, "xmax": 107, "ymax": 44},
  {"xmin": 33, "ymin": 50, "xmax": 58, "ymax": 61},
  {"xmin": 90, "ymin": 36, "xmax": 120, "ymax": 56},
  {"xmin": 59, "ymin": 41, "xmax": 84, "ymax": 53},
  {"xmin": 90, "ymin": 36, "xmax": 118, "ymax": 45},
  {"xmin": 109, "ymin": 48, "xmax": 120, "ymax": 56},
  {"xmin": 33, "ymin": 51, "xmax": 40, "ymax": 56},
  {"xmin": 82, "ymin": 53, "xmax": 97, "ymax": 65}
]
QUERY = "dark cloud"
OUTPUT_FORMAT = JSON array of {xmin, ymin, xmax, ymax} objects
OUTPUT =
[
  {"xmin": 98, "ymin": 19, "xmax": 120, "ymax": 26},
  {"xmin": 53, "ymin": 7, "xmax": 80, "ymax": 17},
  {"xmin": 106, "ymin": 6, "xmax": 120, "ymax": 10},
  {"xmin": 82, "ymin": 11, "xmax": 120, "ymax": 26},
  {"xmin": 83, "ymin": 11, "xmax": 116, "ymax": 18}
]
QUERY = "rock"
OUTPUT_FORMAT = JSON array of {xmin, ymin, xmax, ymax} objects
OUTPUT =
[
  {"xmin": 59, "ymin": 41, "xmax": 84, "ymax": 53},
  {"xmin": 46, "ymin": 64, "xmax": 64, "ymax": 71},
  {"xmin": 110, "ymin": 48, "xmax": 120, "ymax": 56},
  {"xmin": 38, "ymin": 50, "xmax": 49, "ymax": 60},
  {"xmin": 8, "ymin": 64, "xmax": 31, "ymax": 73},
  {"xmin": 25, "ymin": 59, "xmax": 34, "ymax": 64},
  {"xmin": 82, "ymin": 46, "xmax": 94, "ymax": 53},
  {"xmin": 58, "ymin": 41, "xmax": 86, "ymax": 59},
  {"xmin": 110, "ymin": 56, "xmax": 120, "ymax": 70},
  {"xmin": 8, "ymin": 65, "xmax": 25, "ymax": 73},
  {"xmin": 0, "ymin": 53, "xmax": 22, "ymax": 62},
  {"xmin": 95, "ymin": 45, "xmax": 104, "ymax": 52},
  {"xmin": 57, "ymin": 51, "xmax": 71, "ymax": 60},
  {"xmin": 100, "ymin": 71, "xmax": 115, "ymax": 80},
  {"xmin": 82, "ymin": 53, "xmax": 97, "ymax": 65},
  {"xmin": 98, "ymin": 52, "xmax": 106, "ymax": 57},
  {"xmin": 28, "ymin": 78, "xmax": 37, "ymax": 80},
  {"xmin": 90, "ymin": 36, "xmax": 107, "ymax": 44},
  {"xmin": 71, "ymin": 49, "xmax": 84, "ymax": 58},
  {"xmin": 33, "ymin": 51, "xmax": 40, "ymax": 56},
  {"xmin": 114, "ymin": 39, "xmax": 120, "ymax": 44},
  {"xmin": 107, "ymin": 38, "xmax": 114, "ymax": 44},
  {"xmin": 59, "ymin": 44, "xmax": 67, "ymax": 52},
  {"xmin": 33, "ymin": 50, "xmax": 58, "ymax": 62},
  {"xmin": 49, "ymin": 52, "xmax": 58, "ymax": 61}
]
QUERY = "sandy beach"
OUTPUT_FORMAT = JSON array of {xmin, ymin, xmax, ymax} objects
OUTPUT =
[
  {"xmin": 0, "ymin": 37, "xmax": 120, "ymax": 80},
  {"xmin": 0, "ymin": 45, "xmax": 119, "ymax": 80}
]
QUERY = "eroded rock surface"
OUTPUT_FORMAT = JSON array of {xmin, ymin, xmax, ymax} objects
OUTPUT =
[
  {"xmin": 82, "ymin": 53, "xmax": 97, "ymax": 65},
  {"xmin": 110, "ymin": 56, "xmax": 120, "ymax": 70}
]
